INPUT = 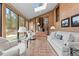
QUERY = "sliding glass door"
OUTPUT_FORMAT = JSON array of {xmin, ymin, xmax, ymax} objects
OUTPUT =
[
  {"xmin": 6, "ymin": 8, "xmax": 18, "ymax": 42},
  {"xmin": 19, "ymin": 16, "xmax": 25, "ymax": 39}
]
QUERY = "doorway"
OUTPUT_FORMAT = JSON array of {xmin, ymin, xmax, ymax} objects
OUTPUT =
[{"xmin": 38, "ymin": 17, "xmax": 49, "ymax": 34}]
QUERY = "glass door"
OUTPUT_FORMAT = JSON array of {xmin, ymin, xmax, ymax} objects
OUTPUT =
[{"xmin": 6, "ymin": 8, "xmax": 18, "ymax": 42}]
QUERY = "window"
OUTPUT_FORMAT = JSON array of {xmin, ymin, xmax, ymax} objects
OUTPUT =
[
  {"xmin": 19, "ymin": 16, "xmax": 24, "ymax": 26},
  {"xmin": 6, "ymin": 8, "xmax": 18, "ymax": 42},
  {"xmin": 33, "ymin": 19, "xmax": 36, "ymax": 32},
  {"xmin": 26, "ymin": 20, "xmax": 28, "ymax": 30},
  {"xmin": 36, "ymin": 18, "xmax": 40, "ymax": 31},
  {"xmin": 29, "ymin": 21, "xmax": 33, "ymax": 30},
  {"xmin": 19, "ymin": 16, "xmax": 25, "ymax": 39}
]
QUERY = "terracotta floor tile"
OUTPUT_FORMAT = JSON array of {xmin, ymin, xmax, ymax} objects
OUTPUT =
[{"xmin": 26, "ymin": 33, "xmax": 57, "ymax": 56}]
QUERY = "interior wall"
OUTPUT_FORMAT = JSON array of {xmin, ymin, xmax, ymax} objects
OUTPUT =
[
  {"xmin": 48, "ymin": 10, "xmax": 56, "ymax": 32},
  {"xmin": 32, "ymin": 18, "xmax": 36, "ymax": 32},
  {"xmin": 29, "ymin": 20, "xmax": 33, "ymax": 31},
  {"xmin": 41, "ymin": 11, "xmax": 55, "ymax": 28},
  {"xmin": 31, "ymin": 10, "xmax": 55, "ymax": 33},
  {"xmin": 41, "ymin": 11, "xmax": 55, "ymax": 33},
  {"xmin": 26, "ymin": 20, "xmax": 29, "ymax": 30},
  {"xmin": 30, "ymin": 3, "xmax": 79, "ymax": 32},
  {"xmin": 35, "ymin": 18, "xmax": 39, "ymax": 32},
  {"xmin": 56, "ymin": 3, "xmax": 79, "ymax": 32},
  {"xmin": 29, "ymin": 19, "xmax": 36, "ymax": 32}
]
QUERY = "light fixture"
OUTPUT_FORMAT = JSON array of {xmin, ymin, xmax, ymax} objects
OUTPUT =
[
  {"xmin": 37, "ymin": 22, "xmax": 40, "ymax": 25},
  {"xmin": 50, "ymin": 26, "xmax": 56, "ymax": 30},
  {"xmin": 18, "ymin": 27, "xmax": 27, "ymax": 42}
]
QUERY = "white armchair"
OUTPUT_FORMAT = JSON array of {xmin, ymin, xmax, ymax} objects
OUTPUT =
[
  {"xmin": 0, "ymin": 37, "xmax": 27, "ymax": 56},
  {"xmin": 0, "ymin": 37, "xmax": 19, "ymax": 56},
  {"xmin": 27, "ymin": 30, "xmax": 36, "ymax": 40}
]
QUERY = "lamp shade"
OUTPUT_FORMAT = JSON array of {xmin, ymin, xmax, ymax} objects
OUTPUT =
[
  {"xmin": 50, "ymin": 26, "xmax": 55, "ymax": 30},
  {"xmin": 18, "ymin": 27, "xmax": 27, "ymax": 32}
]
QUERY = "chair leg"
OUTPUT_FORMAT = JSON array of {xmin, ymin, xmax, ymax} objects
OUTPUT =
[
  {"xmin": 27, "ymin": 40, "xmax": 28, "ymax": 48},
  {"xmin": 70, "ymin": 48, "xmax": 73, "ymax": 56}
]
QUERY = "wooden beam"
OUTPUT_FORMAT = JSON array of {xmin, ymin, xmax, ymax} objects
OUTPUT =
[{"xmin": 2, "ymin": 3, "xmax": 6, "ymax": 37}]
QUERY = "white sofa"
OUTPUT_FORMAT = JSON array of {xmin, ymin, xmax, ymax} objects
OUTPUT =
[
  {"xmin": 47, "ymin": 31, "xmax": 79, "ymax": 56},
  {"xmin": 0, "ymin": 37, "xmax": 27, "ymax": 56}
]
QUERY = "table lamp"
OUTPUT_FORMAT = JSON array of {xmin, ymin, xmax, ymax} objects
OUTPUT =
[
  {"xmin": 50, "ymin": 26, "xmax": 56, "ymax": 30},
  {"xmin": 18, "ymin": 26, "xmax": 27, "ymax": 42}
]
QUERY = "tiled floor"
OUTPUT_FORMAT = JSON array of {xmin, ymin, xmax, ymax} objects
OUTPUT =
[{"xmin": 27, "ymin": 35, "xmax": 57, "ymax": 56}]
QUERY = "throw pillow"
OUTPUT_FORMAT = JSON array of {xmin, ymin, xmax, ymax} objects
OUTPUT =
[
  {"xmin": 0, "ymin": 37, "xmax": 8, "ymax": 43},
  {"xmin": 55, "ymin": 34, "xmax": 63, "ymax": 40}
]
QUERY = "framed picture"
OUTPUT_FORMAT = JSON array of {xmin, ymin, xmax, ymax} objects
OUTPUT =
[
  {"xmin": 71, "ymin": 14, "xmax": 79, "ymax": 27},
  {"xmin": 61, "ymin": 18, "xmax": 70, "ymax": 27}
]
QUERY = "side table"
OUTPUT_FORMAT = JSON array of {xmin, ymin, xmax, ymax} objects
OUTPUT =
[{"xmin": 70, "ymin": 47, "xmax": 79, "ymax": 56}]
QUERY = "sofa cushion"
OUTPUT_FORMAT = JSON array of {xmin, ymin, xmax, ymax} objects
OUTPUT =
[
  {"xmin": 52, "ymin": 38, "xmax": 64, "ymax": 50},
  {"xmin": 9, "ymin": 41, "xmax": 18, "ymax": 48},
  {"xmin": 0, "ymin": 42, "xmax": 10, "ymax": 51},
  {"xmin": 75, "ymin": 37, "xmax": 79, "ymax": 42},
  {"xmin": 62, "ymin": 32, "xmax": 71, "ymax": 44},
  {"xmin": 0, "ymin": 50, "xmax": 2, "ymax": 55},
  {"xmin": 0, "ymin": 37, "xmax": 8, "ymax": 43},
  {"xmin": 2, "ymin": 45, "xmax": 19, "ymax": 56},
  {"xmin": 0, "ymin": 37, "xmax": 10, "ymax": 51},
  {"xmin": 53, "ymin": 31, "xmax": 71, "ymax": 43},
  {"xmin": 68, "ymin": 34, "xmax": 75, "ymax": 42},
  {"xmin": 71, "ymin": 32, "xmax": 79, "ymax": 42}
]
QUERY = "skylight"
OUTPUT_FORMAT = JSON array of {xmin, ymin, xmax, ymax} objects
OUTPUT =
[
  {"xmin": 32, "ymin": 3, "xmax": 43, "ymax": 8},
  {"xmin": 32, "ymin": 3, "xmax": 47, "ymax": 12}
]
